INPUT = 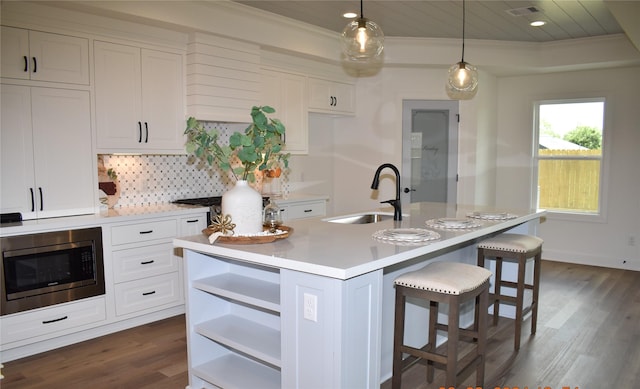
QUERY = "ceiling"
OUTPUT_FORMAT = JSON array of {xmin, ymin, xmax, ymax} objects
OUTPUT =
[{"xmin": 233, "ymin": 0, "xmax": 629, "ymax": 43}]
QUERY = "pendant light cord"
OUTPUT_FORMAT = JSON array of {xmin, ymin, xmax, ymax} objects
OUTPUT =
[
  {"xmin": 461, "ymin": 0, "xmax": 466, "ymax": 63},
  {"xmin": 360, "ymin": 0, "xmax": 364, "ymax": 19}
]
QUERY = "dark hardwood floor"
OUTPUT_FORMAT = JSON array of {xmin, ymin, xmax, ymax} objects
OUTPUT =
[{"xmin": 2, "ymin": 260, "xmax": 639, "ymax": 389}]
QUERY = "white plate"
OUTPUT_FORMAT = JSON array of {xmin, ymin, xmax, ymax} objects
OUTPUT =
[
  {"xmin": 467, "ymin": 212, "xmax": 517, "ymax": 220},
  {"xmin": 373, "ymin": 228, "xmax": 440, "ymax": 244},
  {"xmin": 426, "ymin": 218, "xmax": 482, "ymax": 229}
]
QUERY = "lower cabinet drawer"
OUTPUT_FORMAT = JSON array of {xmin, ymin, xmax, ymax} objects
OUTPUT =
[
  {"xmin": 114, "ymin": 272, "xmax": 182, "ymax": 316},
  {"xmin": 283, "ymin": 201, "xmax": 326, "ymax": 220},
  {"xmin": 1, "ymin": 297, "xmax": 107, "ymax": 344},
  {"xmin": 112, "ymin": 242, "xmax": 178, "ymax": 283}
]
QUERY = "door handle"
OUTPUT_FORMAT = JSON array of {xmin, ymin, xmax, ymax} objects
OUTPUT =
[
  {"xmin": 403, "ymin": 187, "xmax": 416, "ymax": 193},
  {"xmin": 138, "ymin": 121, "xmax": 143, "ymax": 143},
  {"xmin": 144, "ymin": 122, "xmax": 149, "ymax": 143}
]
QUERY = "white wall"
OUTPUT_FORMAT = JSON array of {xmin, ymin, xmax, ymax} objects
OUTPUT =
[{"xmin": 496, "ymin": 66, "xmax": 640, "ymax": 270}]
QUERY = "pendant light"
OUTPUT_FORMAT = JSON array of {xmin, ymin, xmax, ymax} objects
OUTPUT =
[
  {"xmin": 341, "ymin": 0, "xmax": 384, "ymax": 61},
  {"xmin": 446, "ymin": 0, "xmax": 478, "ymax": 99}
]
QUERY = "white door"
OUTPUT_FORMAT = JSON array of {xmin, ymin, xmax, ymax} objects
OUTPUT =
[{"xmin": 401, "ymin": 100, "xmax": 458, "ymax": 205}]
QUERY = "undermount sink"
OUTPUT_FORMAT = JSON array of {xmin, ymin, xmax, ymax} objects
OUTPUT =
[{"xmin": 323, "ymin": 213, "xmax": 393, "ymax": 224}]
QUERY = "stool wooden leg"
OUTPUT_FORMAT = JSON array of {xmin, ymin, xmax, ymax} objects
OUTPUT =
[
  {"xmin": 493, "ymin": 257, "xmax": 503, "ymax": 325},
  {"xmin": 476, "ymin": 288, "xmax": 488, "ymax": 387},
  {"xmin": 531, "ymin": 252, "xmax": 542, "ymax": 335},
  {"xmin": 427, "ymin": 300, "xmax": 438, "ymax": 383},
  {"xmin": 514, "ymin": 254, "xmax": 526, "ymax": 351},
  {"xmin": 445, "ymin": 297, "xmax": 460, "ymax": 388},
  {"xmin": 392, "ymin": 288, "xmax": 406, "ymax": 389}
]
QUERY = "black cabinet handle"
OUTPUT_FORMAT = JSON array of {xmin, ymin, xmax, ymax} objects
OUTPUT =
[
  {"xmin": 334, "ymin": 96, "xmax": 338, "ymax": 106},
  {"xmin": 30, "ymin": 188, "xmax": 35, "ymax": 212},
  {"xmin": 43, "ymin": 315, "xmax": 68, "ymax": 324},
  {"xmin": 38, "ymin": 187, "xmax": 43, "ymax": 211},
  {"xmin": 140, "ymin": 260, "xmax": 155, "ymax": 265},
  {"xmin": 142, "ymin": 291, "xmax": 156, "ymax": 296},
  {"xmin": 144, "ymin": 122, "xmax": 149, "ymax": 143},
  {"xmin": 32, "ymin": 57, "xmax": 37, "ymax": 73},
  {"xmin": 23, "ymin": 56, "xmax": 28, "ymax": 72},
  {"xmin": 304, "ymin": 209, "xmax": 312, "ymax": 213},
  {"xmin": 139, "ymin": 230, "xmax": 153, "ymax": 234},
  {"xmin": 185, "ymin": 219, "xmax": 199, "ymax": 223},
  {"xmin": 403, "ymin": 187, "xmax": 416, "ymax": 193},
  {"xmin": 138, "ymin": 122, "xmax": 143, "ymax": 143}
]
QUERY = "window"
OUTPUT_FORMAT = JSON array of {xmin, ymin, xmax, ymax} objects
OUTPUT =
[{"xmin": 534, "ymin": 98, "xmax": 605, "ymax": 216}]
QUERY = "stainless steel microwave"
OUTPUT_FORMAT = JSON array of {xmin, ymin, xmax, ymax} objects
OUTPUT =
[{"xmin": 1, "ymin": 227, "xmax": 105, "ymax": 316}]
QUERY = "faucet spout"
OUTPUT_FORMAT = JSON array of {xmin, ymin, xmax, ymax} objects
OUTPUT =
[{"xmin": 371, "ymin": 163, "xmax": 402, "ymax": 221}]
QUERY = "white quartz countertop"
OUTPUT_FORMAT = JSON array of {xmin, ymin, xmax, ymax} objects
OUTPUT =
[
  {"xmin": 0, "ymin": 203, "xmax": 209, "ymax": 236},
  {"xmin": 174, "ymin": 202, "xmax": 546, "ymax": 280}
]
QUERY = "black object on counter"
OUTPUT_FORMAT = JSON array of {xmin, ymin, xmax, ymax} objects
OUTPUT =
[{"xmin": 1, "ymin": 213, "xmax": 23, "ymax": 224}]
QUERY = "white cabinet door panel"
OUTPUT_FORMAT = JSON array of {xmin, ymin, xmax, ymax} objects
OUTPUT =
[
  {"xmin": 0, "ymin": 85, "xmax": 36, "ymax": 216},
  {"xmin": 30, "ymin": 87, "xmax": 95, "ymax": 218},
  {"xmin": 94, "ymin": 41, "xmax": 142, "ymax": 149}
]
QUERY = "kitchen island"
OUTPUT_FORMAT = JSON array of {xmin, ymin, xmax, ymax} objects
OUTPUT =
[{"xmin": 173, "ymin": 202, "xmax": 545, "ymax": 389}]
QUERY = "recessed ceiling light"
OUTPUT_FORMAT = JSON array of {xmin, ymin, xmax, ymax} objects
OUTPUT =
[
  {"xmin": 530, "ymin": 20, "xmax": 546, "ymax": 27},
  {"xmin": 343, "ymin": 11, "xmax": 357, "ymax": 19}
]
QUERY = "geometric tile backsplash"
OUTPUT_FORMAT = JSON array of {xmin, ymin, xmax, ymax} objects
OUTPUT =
[{"xmin": 100, "ymin": 121, "xmax": 287, "ymax": 207}]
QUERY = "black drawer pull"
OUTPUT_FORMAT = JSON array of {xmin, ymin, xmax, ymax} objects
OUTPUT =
[
  {"xmin": 144, "ymin": 122, "xmax": 149, "ymax": 143},
  {"xmin": 38, "ymin": 187, "xmax": 43, "ymax": 211},
  {"xmin": 32, "ymin": 57, "xmax": 37, "ymax": 73},
  {"xmin": 142, "ymin": 291, "xmax": 156, "ymax": 296},
  {"xmin": 23, "ymin": 56, "xmax": 28, "ymax": 72},
  {"xmin": 185, "ymin": 219, "xmax": 199, "ymax": 223},
  {"xmin": 304, "ymin": 209, "xmax": 313, "ymax": 213},
  {"xmin": 30, "ymin": 187, "xmax": 35, "ymax": 212},
  {"xmin": 43, "ymin": 316, "xmax": 68, "ymax": 324},
  {"xmin": 138, "ymin": 121, "xmax": 142, "ymax": 143},
  {"xmin": 140, "ymin": 260, "xmax": 155, "ymax": 265},
  {"xmin": 139, "ymin": 230, "xmax": 153, "ymax": 234}
]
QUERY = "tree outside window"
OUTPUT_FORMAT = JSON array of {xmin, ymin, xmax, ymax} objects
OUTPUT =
[{"xmin": 535, "ymin": 99, "xmax": 604, "ymax": 215}]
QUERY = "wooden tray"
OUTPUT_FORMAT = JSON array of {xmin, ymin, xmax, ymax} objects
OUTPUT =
[{"xmin": 202, "ymin": 225, "xmax": 293, "ymax": 244}]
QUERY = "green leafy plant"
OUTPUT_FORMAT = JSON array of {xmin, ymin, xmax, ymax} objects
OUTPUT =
[{"xmin": 184, "ymin": 106, "xmax": 290, "ymax": 182}]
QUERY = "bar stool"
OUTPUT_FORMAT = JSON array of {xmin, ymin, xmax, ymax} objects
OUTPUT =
[
  {"xmin": 477, "ymin": 233, "xmax": 543, "ymax": 351},
  {"xmin": 392, "ymin": 261, "xmax": 492, "ymax": 389}
]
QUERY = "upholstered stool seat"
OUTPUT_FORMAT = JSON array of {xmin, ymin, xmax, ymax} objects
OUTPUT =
[
  {"xmin": 477, "ymin": 233, "xmax": 543, "ymax": 350},
  {"xmin": 392, "ymin": 261, "xmax": 492, "ymax": 389}
]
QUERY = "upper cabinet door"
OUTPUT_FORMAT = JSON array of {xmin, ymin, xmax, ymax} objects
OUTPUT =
[
  {"xmin": 140, "ymin": 48, "xmax": 185, "ymax": 151},
  {"xmin": 260, "ymin": 68, "xmax": 308, "ymax": 155},
  {"xmin": 308, "ymin": 77, "xmax": 355, "ymax": 115},
  {"xmin": 1, "ymin": 27, "xmax": 89, "ymax": 85},
  {"xmin": 0, "ymin": 85, "xmax": 37, "ymax": 217},
  {"xmin": 94, "ymin": 41, "xmax": 185, "ymax": 153},
  {"xmin": 94, "ymin": 41, "xmax": 142, "ymax": 149}
]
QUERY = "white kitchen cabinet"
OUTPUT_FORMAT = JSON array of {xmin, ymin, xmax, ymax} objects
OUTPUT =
[
  {"xmin": 275, "ymin": 197, "xmax": 327, "ymax": 222},
  {"xmin": 184, "ymin": 250, "xmax": 281, "ymax": 389},
  {"xmin": 1, "ymin": 26, "xmax": 89, "ymax": 85},
  {"xmin": 261, "ymin": 68, "xmax": 308, "ymax": 154},
  {"xmin": 94, "ymin": 41, "xmax": 185, "ymax": 153},
  {"xmin": 0, "ymin": 84, "xmax": 95, "ymax": 219},
  {"xmin": 180, "ymin": 214, "xmax": 209, "ymax": 236},
  {"xmin": 0, "ymin": 297, "xmax": 106, "ymax": 345},
  {"xmin": 308, "ymin": 77, "xmax": 355, "ymax": 115},
  {"xmin": 109, "ymin": 218, "xmax": 185, "ymax": 317}
]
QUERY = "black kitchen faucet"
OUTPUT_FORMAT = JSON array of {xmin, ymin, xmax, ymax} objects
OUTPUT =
[{"xmin": 371, "ymin": 163, "xmax": 402, "ymax": 221}]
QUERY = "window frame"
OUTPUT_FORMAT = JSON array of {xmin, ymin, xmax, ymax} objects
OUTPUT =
[{"xmin": 532, "ymin": 97, "xmax": 610, "ymax": 223}]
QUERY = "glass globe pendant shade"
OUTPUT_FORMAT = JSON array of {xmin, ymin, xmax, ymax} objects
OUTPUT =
[
  {"xmin": 446, "ymin": 61, "xmax": 478, "ymax": 100},
  {"xmin": 341, "ymin": 17, "xmax": 384, "ymax": 61}
]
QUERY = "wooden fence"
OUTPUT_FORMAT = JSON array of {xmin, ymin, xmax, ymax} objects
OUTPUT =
[{"xmin": 538, "ymin": 149, "xmax": 601, "ymax": 212}]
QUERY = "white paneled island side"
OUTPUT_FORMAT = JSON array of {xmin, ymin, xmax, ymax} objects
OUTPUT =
[{"xmin": 174, "ymin": 202, "xmax": 546, "ymax": 389}]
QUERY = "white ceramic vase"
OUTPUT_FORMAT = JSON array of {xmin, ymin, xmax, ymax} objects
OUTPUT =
[{"xmin": 222, "ymin": 180, "xmax": 263, "ymax": 235}]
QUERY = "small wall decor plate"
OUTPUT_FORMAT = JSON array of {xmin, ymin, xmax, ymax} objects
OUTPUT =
[
  {"xmin": 203, "ymin": 226, "xmax": 292, "ymax": 244},
  {"xmin": 425, "ymin": 218, "xmax": 482, "ymax": 230},
  {"xmin": 372, "ymin": 228, "xmax": 440, "ymax": 245},
  {"xmin": 467, "ymin": 212, "xmax": 518, "ymax": 220}
]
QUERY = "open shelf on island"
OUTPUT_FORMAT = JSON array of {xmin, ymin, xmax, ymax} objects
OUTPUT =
[
  {"xmin": 193, "ymin": 354, "xmax": 280, "ymax": 389},
  {"xmin": 193, "ymin": 273, "xmax": 280, "ymax": 312}
]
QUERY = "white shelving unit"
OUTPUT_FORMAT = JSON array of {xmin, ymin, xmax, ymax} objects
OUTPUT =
[{"xmin": 185, "ymin": 253, "xmax": 282, "ymax": 388}]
